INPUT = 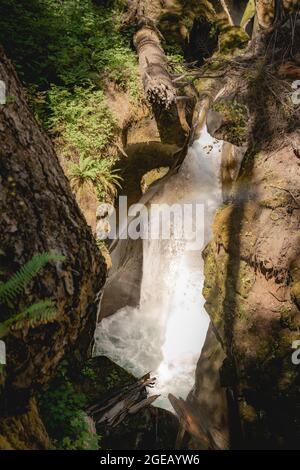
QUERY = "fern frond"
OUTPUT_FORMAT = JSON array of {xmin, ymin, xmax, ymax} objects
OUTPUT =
[
  {"xmin": 0, "ymin": 252, "xmax": 65, "ymax": 305},
  {"xmin": 0, "ymin": 299, "xmax": 58, "ymax": 338},
  {"xmin": 12, "ymin": 299, "xmax": 58, "ymax": 330}
]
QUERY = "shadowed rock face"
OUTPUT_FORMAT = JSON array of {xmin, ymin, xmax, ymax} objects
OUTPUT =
[
  {"xmin": 188, "ymin": 134, "xmax": 300, "ymax": 449},
  {"xmin": 207, "ymin": 136, "xmax": 300, "ymax": 448},
  {"xmin": 100, "ymin": 237, "xmax": 143, "ymax": 320},
  {"xmin": 200, "ymin": 128, "xmax": 300, "ymax": 448},
  {"xmin": 187, "ymin": 325, "xmax": 230, "ymax": 450},
  {"xmin": 188, "ymin": 18, "xmax": 300, "ymax": 446}
]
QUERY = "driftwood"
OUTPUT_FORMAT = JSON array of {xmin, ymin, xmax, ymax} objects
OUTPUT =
[
  {"xmin": 86, "ymin": 372, "xmax": 159, "ymax": 428},
  {"xmin": 168, "ymin": 393, "xmax": 229, "ymax": 450}
]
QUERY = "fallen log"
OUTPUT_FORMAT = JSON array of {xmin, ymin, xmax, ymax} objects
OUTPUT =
[
  {"xmin": 124, "ymin": 0, "xmax": 177, "ymax": 109},
  {"xmin": 128, "ymin": 394, "xmax": 160, "ymax": 414},
  {"xmin": 86, "ymin": 371, "xmax": 154, "ymax": 415},
  {"xmin": 134, "ymin": 25, "xmax": 177, "ymax": 109},
  {"xmin": 87, "ymin": 372, "xmax": 159, "ymax": 428}
]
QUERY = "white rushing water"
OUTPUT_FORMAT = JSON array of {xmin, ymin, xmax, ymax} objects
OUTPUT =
[{"xmin": 95, "ymin": 126, "xmax": 223, "ymax": 410}]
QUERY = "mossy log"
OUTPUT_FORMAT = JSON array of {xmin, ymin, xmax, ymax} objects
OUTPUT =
[
  {"xmin": 126, "ymin": 0, "xmax": 177, "ymax": 109},
  {"xmin": 134, "ymin": 24, "xmax": 177, "ymax": 109}
]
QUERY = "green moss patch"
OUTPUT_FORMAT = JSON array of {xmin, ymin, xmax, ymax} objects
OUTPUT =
[{"xmin": 212, "ymin": 100, "xmax": 249, "ymax": 146}]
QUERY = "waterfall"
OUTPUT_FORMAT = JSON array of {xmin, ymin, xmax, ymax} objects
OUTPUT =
[{"xmin": 95, "ymin": 126, "xmax": 223, "ymax": 410}]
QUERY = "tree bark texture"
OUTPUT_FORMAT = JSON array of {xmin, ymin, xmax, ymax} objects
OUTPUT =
[{"xmin": 0, "ymin": 48, "xmax": 106, "ymax": 412}]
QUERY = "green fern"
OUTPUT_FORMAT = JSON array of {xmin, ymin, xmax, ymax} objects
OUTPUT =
[
  {"xmin": 0, "ymin": 300, "xmax": 57, "ymax": 338},
  {"xmin": 0, "ymin": 252, "xmax": 65, "ymax": 305},
  {"xmin": 0, "ymin": 251, "xmax": 65, "ymax": 338},
  {"xmin": 68, "ymin": 156, "xmax": 122, "ymax": 202}
]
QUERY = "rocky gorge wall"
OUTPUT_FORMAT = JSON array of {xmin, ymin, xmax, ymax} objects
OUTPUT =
[{"xmin": 188, "ymin": 17, "xmax": 300, "ymax": 448}]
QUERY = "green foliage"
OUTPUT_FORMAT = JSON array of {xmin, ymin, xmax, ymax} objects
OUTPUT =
[
  {"xmin": 0, "ymin": 252, "xmax": 64, "ymax": 305},
  {"xmin": 60, "ymin": 411, "xmax": 99, "ymax": 450},
  {"xmin": 47, "ymin": 86, "xmax": 117, "ymax": 158},
  {"xmin": 166, "ymin": 49, "xmax": 186, "ymax": 75},
  {"xmin": 0, "ymin": 252, "xmax": 65, "ymax": 337},
  {"xmin": 68, "ymin": 156, "xmax": 122, "ymax": 202},
  {"xmin": 39, "ymin": 362, "xmax": 100, "ymax": 450},
  {"xmin": 0, "ymin": 300, "xmax": 57, "ymax": 338},
  {"xmin": 0, "ymin": 0, "xmax": 137, "ymax": 92},
  {"xmin": 212, "ymin": 100, "xmax": 249, "ymax": 145},
  {"xmin": 106, "ymin": 369, "xmax": 122, "ymax": 391},
  {"xmin": 0, "ymin": 0, "xmax": 138, "ymax": 202},
  {"xmin": 81, "ymin": 365, "xmax": 97, "ymax": 380}
]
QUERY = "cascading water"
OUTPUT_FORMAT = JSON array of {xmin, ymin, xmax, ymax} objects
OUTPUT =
[{"xmin": 95, "ymin": 125, "xmax": 223, "ymax": 410}]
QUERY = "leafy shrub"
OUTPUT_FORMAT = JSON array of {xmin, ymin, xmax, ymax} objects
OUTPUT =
[
  {"xmin": 0, "ymin": 0, "xmax": 138, "ymax": 202},
  {"xmin": 0, "ymin": 0, "xmax": 138, "ymax": 92},
  {"xmin": 39, "ymin": 362, "xmax": 100, "ymax": 450},
  {"xmin": 60, "ymin": 411, "xmax": 99, "ymax": 450},
  {"xmin": 47, "ymin": 86, "xmax": 117, "ymax": 159}
]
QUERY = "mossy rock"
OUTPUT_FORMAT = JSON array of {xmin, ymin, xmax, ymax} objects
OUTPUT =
[
  {"xmin": 218, "ymin": 26, "xmax": 249, "ymax": 55},
  {"xmin": 73, "ymin": 356, "xmax": 136, "ymax": 406},
  {"xmin": 0, "ymin": 398, "xmax": 51, "ymax": 450},
  {"xmin": 140, "ymin": 167, "xmax": 170, "ymax": 194},
  {"xmin": 212, "ymin": 203, "xmax": 235, "ymax": 249},
  {"xmin": 291, "ymin": 281, "xmax": 300, "ymax": 309},
  {"xmin": 289, "ymin": 260, "xmax": 300, "ymax": 310},
  {"xmin": 236, "ymin": 260, "xmax": 256, "ymax": 300},
  {"xmin": 202, "ymin": 241, "xmax": 227, "ymax": 330},
  {"xmin": 210, "ymin": 99, "xmax": 249, "ymax": 146}
]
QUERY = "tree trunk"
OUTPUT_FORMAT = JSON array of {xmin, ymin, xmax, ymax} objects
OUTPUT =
[{"xmin": 0, "ymin": 48, "xmax": 106, "ymax": 412}]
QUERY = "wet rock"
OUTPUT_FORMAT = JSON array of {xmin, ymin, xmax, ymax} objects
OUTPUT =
[
  {"xmin": 187, "ymin": 325, "xmax": 229, "ymax": 450},
  {"xmin": 99, "ymin": 237, "xmax": 143, "ymax": 319}
]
